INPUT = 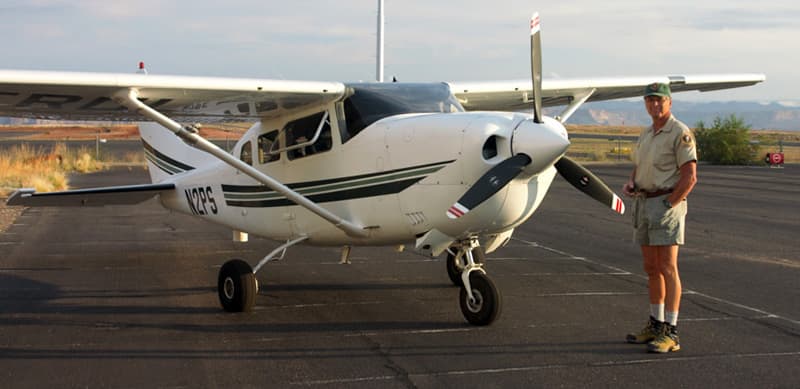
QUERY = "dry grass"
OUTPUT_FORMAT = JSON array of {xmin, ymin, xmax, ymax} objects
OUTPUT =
[
  {"xmin": 566, "ymin": 124, "xmax": 644, "ymax": 136},
  {"xmin": 567, "ymin": 125, "xmax": 799, "ymax": 164},
  {"xmin": 566, "ymin": 138, "xmax": 799, "ymax": 164},
  {"xmin": 0, "ymin": 142, "xmax": 103, "ymax": 196},
  {"xmin": 567, "ymin": 138, "xmax": 635, "ymax": 162},
  {"xmin": 102, "ymin": 150, "xmax": 146, "ymax": 165}
]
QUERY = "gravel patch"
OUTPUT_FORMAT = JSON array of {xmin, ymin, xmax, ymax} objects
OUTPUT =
[{"xmin": 0, "ymin": 199, "xmax": 24, "ymax": 233}]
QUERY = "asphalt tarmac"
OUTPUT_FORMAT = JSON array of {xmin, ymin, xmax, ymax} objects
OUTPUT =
[{"xmin": 1, "ymin": 164, "xmax": 798, "ymax": 388}]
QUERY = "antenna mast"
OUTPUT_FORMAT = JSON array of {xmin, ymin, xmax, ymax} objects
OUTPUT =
[{"xmin": 376, "ymin": 0, "xmax": 385, "ymax": 82}]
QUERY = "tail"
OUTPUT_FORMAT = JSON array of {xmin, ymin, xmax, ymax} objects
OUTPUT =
[{"xmin": 138, "ymin": 122, "xmax": 219, "ymax": 183}]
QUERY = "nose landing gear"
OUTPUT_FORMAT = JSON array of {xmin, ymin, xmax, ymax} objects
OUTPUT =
[
  {"xmin": 449, "ymin": 238, "xmax": 502, "ymax": 326},
  {"xmin": 446, "ymin": 246, "xmax": 484, "ymax": 287}
]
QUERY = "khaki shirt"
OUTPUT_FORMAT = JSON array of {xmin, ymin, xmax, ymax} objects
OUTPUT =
[{"xmin": 633, "ymin": 115, "xmax": 697, "ymax": 191}]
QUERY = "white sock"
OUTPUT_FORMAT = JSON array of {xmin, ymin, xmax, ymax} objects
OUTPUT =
[
  {"xmin": 650, "ymin": 304, "xmax": 665, "ymax": 322},
  {"xmin": 665, "ymin": 311, "xmax": 679, "ymax": 326}
]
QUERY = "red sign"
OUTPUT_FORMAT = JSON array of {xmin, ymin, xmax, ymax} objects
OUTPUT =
[{"xmin": 767, "ymin": 152, "xmax": 784, "ymax": 165}]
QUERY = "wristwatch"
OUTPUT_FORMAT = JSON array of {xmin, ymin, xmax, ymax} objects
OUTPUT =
[{"xmin": 662, "ymin": 198, "xmax": 673, "ymax": 209}]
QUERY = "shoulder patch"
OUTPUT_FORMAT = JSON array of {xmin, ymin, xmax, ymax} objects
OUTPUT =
[{"xmin": 681, "ymin": 131, "xmax": 694, "ymax": 145}]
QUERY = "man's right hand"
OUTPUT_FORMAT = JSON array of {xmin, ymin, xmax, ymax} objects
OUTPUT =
[{"xmin": 622, "ymin": 181, "xmax": 636, "ymax": 197}]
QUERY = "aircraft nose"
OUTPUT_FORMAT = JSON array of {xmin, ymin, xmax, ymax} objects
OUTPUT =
[{"xmin": 512, "ymin": 117, "xmax": 570, "ymax": 175}]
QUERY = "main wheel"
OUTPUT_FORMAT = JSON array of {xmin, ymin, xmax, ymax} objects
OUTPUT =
[
  {"xmin": 218, "ymin": 259, "xmax": 257, "ymax": 312},
  {"xmin": 459, "ymin": 272, "xmax": 502, "ymax": 325},
  {"xmin": 446, "ymin": 247, "xmax": 485, "ymax": 286}
]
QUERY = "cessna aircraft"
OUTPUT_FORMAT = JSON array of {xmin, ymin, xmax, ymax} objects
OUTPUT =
[{"xmin": 1, "ymin": 14, "xmax": 764, "ymax": 325}]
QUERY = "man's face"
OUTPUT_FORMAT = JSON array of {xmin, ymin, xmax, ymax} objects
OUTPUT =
[{"xmin": 644, "ymin": 95, "xmax": 671, "ymax": 121}]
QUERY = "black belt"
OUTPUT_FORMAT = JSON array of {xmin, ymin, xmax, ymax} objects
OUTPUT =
[{"xmin": 638, "ymin": 188, "xmax": 673, "ymax": 198}]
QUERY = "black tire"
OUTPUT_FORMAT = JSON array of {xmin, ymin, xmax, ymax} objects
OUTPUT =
[
  {"xmin": 446, "ymin": 247, "xmax": 485, "ymax": 286},
  {"xmin": 218, "ymin": 259, "xmax": 257, "ymax": 312},
  {"xmin": 459, "ymin": 272, "xmax": 502, "ymax": 326}
]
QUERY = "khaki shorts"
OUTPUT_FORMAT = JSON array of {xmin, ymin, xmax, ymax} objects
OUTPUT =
[{"xmin": 632, "ymin": 194, "xmax": 687, "ymax": 246}]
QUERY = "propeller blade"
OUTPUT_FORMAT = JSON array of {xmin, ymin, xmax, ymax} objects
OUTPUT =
[
  {"xmin": 555, "ymin": 156, "xmax": 625, "ymax": 214},
  {"xmin": 530, "ymin": 12, "xmax": 543, "ymax": 124},
  {"xmin": 447, "ymin": 154, "xmax": 532, "ymax": 219}
]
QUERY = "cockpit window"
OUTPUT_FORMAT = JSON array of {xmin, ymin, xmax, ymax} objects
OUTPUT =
[
  {"xmin": 339, "ymin": 83, "xmax": 464, "ymax": 143},
  {"xmin": 285, "ymin": 111, "xmax": 332, "ymax": 160},
  {"xmin": 258, "ymin": 130, "xmax": 280, "ymax": 164}
]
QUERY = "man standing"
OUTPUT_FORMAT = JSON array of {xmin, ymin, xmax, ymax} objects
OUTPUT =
[{"xmin": 622, "ymin": 82, "xmax": 698, "ymax": 353}]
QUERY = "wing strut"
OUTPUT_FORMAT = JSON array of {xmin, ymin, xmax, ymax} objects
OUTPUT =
[
  {"xmin": 112, "ymin": 89, "xmax": 369, "ymax": 238},
  {"xmin": 555, "ymin": 88, "xmax": 595, "ymax": 124}
]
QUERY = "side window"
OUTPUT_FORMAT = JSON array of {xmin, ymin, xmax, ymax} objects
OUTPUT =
[
  {"xmin": 285, "ymin": 112, "xmax": 332, "ymax": 160},
  {"xmin": 240, "ymin": 141, "xmax": 252, "ymax": 165},
  {"xmin": 258, "ymin": 130, "xmax": 280, "ymax": 164}
]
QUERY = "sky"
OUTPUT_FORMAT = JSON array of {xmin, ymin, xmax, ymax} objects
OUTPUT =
[{"xmin": 1, "ymin": 0, "xmax": 798, "ymax": 103}]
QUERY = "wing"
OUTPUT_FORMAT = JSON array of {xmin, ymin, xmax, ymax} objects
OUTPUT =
[
  {"xmin": 7, "ymin": 183, "xmax": 175, "ymax": 206},
  {"xmin": 0, "ymin": 69, "xmax": 366, "ymax": 237},
  {"xmin": 448, "ymin": 74, "xmax": 766, "ymax": 112},
  {"xmin": 0, "ymin": 69, "xmax": 346, "ymax": 122}
]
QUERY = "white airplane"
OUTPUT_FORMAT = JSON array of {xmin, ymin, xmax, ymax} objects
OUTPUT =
[{"xmin": 1, "ymin": 14, "xmax": 764, "ymax": 325}]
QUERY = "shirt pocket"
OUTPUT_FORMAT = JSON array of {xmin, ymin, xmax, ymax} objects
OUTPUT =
[{"xmin": 654, "ymin": 150, "xmax": 676, "ymax": 172}]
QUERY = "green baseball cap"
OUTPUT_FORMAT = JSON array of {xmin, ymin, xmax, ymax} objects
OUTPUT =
[{"xmin": 644, "ymin": 82, "xmax": 671, "ymax": 98}]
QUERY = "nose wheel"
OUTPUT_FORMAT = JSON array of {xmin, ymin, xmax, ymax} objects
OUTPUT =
[{"xmin": 460, "ymin": 271, "xmax": 502, "ymax": 325}]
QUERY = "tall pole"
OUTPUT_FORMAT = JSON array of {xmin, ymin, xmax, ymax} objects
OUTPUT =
[{"xmin": 376, "ymin": 0, "xmax": 385, "ymax": 82}]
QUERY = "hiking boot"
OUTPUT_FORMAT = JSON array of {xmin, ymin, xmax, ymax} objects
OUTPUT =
[
  {"xmin": 626, "ymin": 316, "xmax": 663, "ymax": 344},
  {"xmin": 647, "ymin": 324, "xmax": 681, "ymax": 353}
]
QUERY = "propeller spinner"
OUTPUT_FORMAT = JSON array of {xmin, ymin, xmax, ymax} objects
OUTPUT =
[{"xmin": 446, "ymin": 12, "xmax": 625, "ymax": 220}]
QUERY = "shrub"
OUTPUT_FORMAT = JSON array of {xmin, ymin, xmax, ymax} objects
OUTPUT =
[{"xmin": 695, "ymin": 115, "xmax": 758, "ymax": 165}]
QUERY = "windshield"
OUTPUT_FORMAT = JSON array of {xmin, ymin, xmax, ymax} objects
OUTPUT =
[{"xmin": 340, "ymin": 83, "xmax": 463, "ymax": 143}]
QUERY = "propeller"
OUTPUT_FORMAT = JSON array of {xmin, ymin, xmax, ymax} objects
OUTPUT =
[
  {"xmin": 530, "ymin": 12, "xmax": 543, "ymax": 124},
  {"xmin": 445, "ymin": 12, "xmax": 625, "ymax": 220},
  {"xmin": 529, "ymin": 12, "xmax": 625, "ymax": 215},
  {"xmin": 555, "ymin": 156, "xmax": 625, "ymax": 214},
  {"xmin": 446, "ymin": 154, "xmax": 531, "ymax": 219}
]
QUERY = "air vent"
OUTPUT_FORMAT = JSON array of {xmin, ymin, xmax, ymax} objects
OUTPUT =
[{"xmin": 482, "ymin": 135, "xmax": 498, "ymax": 160}]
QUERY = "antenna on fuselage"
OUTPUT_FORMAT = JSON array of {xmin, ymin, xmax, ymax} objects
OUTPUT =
[{"xmin": 376, "ymin": 0, "xmax": 385, "ymax": 82}]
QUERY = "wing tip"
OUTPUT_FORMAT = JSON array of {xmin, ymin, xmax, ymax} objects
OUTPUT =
[{"xmin": 6, "ymin": 188, "xmax": 35, "ymax": 206}]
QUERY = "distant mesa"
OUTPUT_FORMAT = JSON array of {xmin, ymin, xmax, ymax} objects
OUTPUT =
[{"xmin": 544, "ymin": 100, "xmax": 800, "ymax": 130}]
